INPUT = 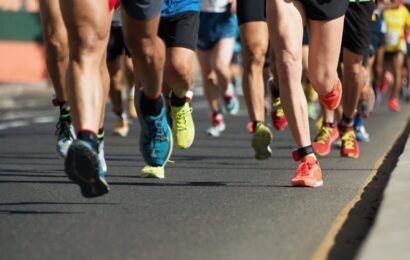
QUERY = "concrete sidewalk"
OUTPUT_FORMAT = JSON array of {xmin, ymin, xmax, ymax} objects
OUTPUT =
[{"xmin": 357, "ymin": 126, "xmax": 410, "ymax": 260}]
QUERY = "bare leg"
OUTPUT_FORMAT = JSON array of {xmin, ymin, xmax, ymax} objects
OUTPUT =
[
  {"xmin": 108, "ymin": 55, "xmax": 124, "ymax": 114},
  {"xmin": 240, "ymin": 21, "xmax": 269, "ymax": 122},
  {"xmin": 211, "ymin": 38, "xmax": 235, "ymax": 94},
  {"xmin": 197, "ymin": 50, "xmax": 220, "ymax": 112},
  {"xmin": 165, "ymin": 47, "xmax": 195, "ymax": 98},
  {"xmin": 39, "ymin": 0, "xmax": 68, "ymax": 102},
  {"xmin": 391, "ymin": 52, "xmax": 404, "ymax": 100}
]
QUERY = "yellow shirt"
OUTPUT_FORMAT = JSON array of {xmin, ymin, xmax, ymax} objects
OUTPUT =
[{"xmin": 383, "ymin": 5, "xmax": 410, "ymax": 53}]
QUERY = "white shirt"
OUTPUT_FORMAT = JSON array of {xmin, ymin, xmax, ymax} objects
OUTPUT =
[{"xmin": 200, "ymin": 0, "xmax": 229, "ymax": 13}]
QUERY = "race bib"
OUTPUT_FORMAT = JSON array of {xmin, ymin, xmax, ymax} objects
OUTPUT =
[{"xmin": 385, "ymin": 32, "xmax": 401, "ymax": 46}]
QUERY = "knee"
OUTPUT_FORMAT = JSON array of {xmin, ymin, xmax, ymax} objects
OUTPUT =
[
  {"xmin": 343, "ymin": 63, "xmax": 363, "ymax": 82},
  {"xmin": 243, "ymin": 43, "xmax": 267, "ymax": 70},
  {"xmin": 308, "ymin": 67, "xmax": 337, "ymax": 93},
  {"xmin": 69, "ymin": 28, "xmax": 108, "ymax": 61},
  {"xmin": 168, "ymin": 59, "xmax": 193, "ymax": 86},
  {"xmin": 129, "ymin": 37, "xmax": 160, "ymax": 63},
  {"xmin": 45, "ymin": 30, "xmax": 68, "ymax": 62}
]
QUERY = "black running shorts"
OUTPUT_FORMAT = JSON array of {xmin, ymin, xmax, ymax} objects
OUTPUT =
[
  {"xmin": 299, "ymin": 0, "xmax": 349, "ymax": 21},
  {"xmin": 158, "ymin": 11, "xmax": 199, "ymax": 51},
  {"xmin": 237, "ymin": 0, "xmax": 266, "ymax": 25},
  {"xmin": 342, "ymin": 2, "xmax": 375, "ymax": 56},
  {"xmin": 120, "ymin": 0, "xmax": 162, "ymax": 21},
  {"xmin": 106, "ymin": 26, "xmax": 130, "ymax": 61}
]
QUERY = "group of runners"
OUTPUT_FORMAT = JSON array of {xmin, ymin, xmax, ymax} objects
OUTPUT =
[{"xmin": 39, "ymin": 0, "xmax": 410, "ymax": 197}]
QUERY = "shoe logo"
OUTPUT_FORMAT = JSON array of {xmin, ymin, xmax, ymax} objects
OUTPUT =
[{"xmin": 150, "ymin": 149, "xmax": 157, "ymax": 158}]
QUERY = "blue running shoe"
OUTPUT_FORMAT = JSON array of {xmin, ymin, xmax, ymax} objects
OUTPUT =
[
  {"xmin": 223, "ymin": 94, "xmax": 240, "ymax": 115},
  {"xmin": 136, "ymin": 91, "xmax": 173, "ymax": 167},
  {"xmin": 65, "ymin": 139, "xmax": 109, "ymax": 198}
]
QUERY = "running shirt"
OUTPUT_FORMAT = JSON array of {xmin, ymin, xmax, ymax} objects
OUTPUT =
[
  {"xmin": 383, "ymin": 5, "xmax": 410, "ymax": 53},
  {"xmin": 161, "ymin": 0, "xmax": 200, "ymax": 17},
  {"xmin": 200, "ymin": 0, "xmax": 229, "ymax": 13}
]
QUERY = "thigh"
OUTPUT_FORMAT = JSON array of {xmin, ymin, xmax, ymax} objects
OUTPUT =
[
  {"xmin": 197, "ymin": 50, "xmax": 214, "ymax": 77},
  {"xmin": 308, "ymin": 16, "xmax": 345, "ymax": 78},
  {"xmin": 212, "ymin": 37, "xmax": 235, "ymax": 69}
]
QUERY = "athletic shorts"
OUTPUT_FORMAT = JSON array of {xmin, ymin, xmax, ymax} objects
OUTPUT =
[
  {"xmin": 197, "ymin": 11, "xmax": 236, "ymax": 50},
  {"xmin": 299, "ymin": 0, "xmax": 349, "ymax": 21},
  {"xmin": 158, "ymin": 11, "xmax": 199, "ymax": 51},
  {"xmin": 120, "ymin": 0, "xmax": 162, "ymax": 21},
  {"xmin": 342, "ymin": 2, "xmax": 374, "ymax": 56},
  {"xmin": 302, "ymin": 26, "xmax": 309, "ymax": 45},
  {"xmin": 237, "ymin": 0, "xmax": 266, "ymax": 25},
  {"xmin": 106, "ymin": 26, "xmax": 130, "ymax": 61}
]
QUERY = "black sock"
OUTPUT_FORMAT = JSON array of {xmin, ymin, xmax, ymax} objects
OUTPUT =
[
  {"xmin": 77, "ymin": 130, "xmax": 99, "ymax": 151},
  {"xmin": 271, "ymin": 86, "xmax": 280, "ymax": 99},
  {"xmin": 340, "ymin": 114, "xmax": 353, "ymax": 127},
  {"xmin": 170, "ymin": 92, "xmax": 186, "ymax": 107},
  {"xmin": 140, "ymin": 92, "xmax": 163, "ymax": 116},
  {"xmin": 323, "ymin": 121, "xmax": 335, "ymax": 128},
  {"xmin": 97, "ymin": 128, "xmax": 104, "ymax": 143},
  {"xmin": 59, "ymin": 102, "xmax": 70, "ymax": 116}
]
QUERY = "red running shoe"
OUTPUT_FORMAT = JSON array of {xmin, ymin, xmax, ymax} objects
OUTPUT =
[
  {"xmin": 339, "ymin": 125, "xmax": 359, "ymax": 159},
  {"xmin": 271, "ymin": 97, "xmax": 288, "ymax": 131},
  {"xmin": 319, "ymin": 80, "xmax": 342, "ymax": 110},
  {"xmin": 291, "ymin": 155, "xmax": 323, "ymax": 187},
  {"xmin": 388, "ymin": 98, "xmax": 400, "ymax": 112},
  {"xmin": 312, "ymin": 123, "xmax": 339, "ymax": 156}
]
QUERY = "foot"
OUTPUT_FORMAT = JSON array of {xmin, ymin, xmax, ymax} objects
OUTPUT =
[
  {"xmin": 271, "ymin": 97, "xmax": 287, "ymax": 131},
  {"xmin": 251, "ymin": 122, "xmax": 273, "ymax": 160},
  {"xmin": 291, "ymin": 155, "xmax": 323, "ymax": 187},
  {"xmin": 339, "ymin": 125, "xmax": 360, "ymax": 159},
  {"xmin": 312, "ymin": 123, "xmax": 339, "ymax": 156},
  {"xmin": 136, "ymin": 91, "xmax": 173, "ymax": 167},
  {"xmin": 207, "ymin": 112, "xmax": 226, "ymax": 137},
  {"xmin": 65, "ymin": 140, "xmax": 109, "ymax": 198},
  {"xmin": 388, "ymin": 98, "xmax": 400, "ymax": 112},
  {"xmin": 170, "ymin": 101, "xmax": 195, "ymax": 149},
  {"xmin": 140, "ymin": 165, "xmax": 165, "ymax": 179},
  {"xmin": 112, "ymin": 117, "xmax": 129, "ymax": 137},
  {"xmin": 55, "ymin": 114, "xmax": 76, "ymax": 159},
  {"xmin": 223, "ymin": 93, "xmax": 240, "ymax": 115}
]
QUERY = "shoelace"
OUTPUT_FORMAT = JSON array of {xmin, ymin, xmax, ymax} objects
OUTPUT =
[
  {"xmin": 146, "ymin": 119, "xmax": 169, "ymax": 146},
  {"xmin": 172, "ymin": 106, "xmax": 192, "ymax": 131},
  {"xmin": 315, "ymin": 126, "xmax": 332, "ymax": 144},
  {"xmin": 55, "ymin": 115, "xmax": 73, "ymax": 140},
  {"xmin": 296, "ymin": 160, "xmax": 315, "ymax": 177},
  {"xmin": 273, "ymin": 99, "xmax": 284, "ymax": 117},
  {"xmin": 341, "ymin": 130, "xmax": 355, "ymax": 150}
]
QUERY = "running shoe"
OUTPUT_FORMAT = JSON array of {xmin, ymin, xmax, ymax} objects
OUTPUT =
[
  {"xmin": 55, "ymin": 114, "xmax": 75, "ymax": 159},
  {"xmin": 99, "ymin": 140, "xmax": 107, "ymax": 173},
  {"xmin": 388, "ymin": 98, "xmax": 400, "ymax": 112},
  {"xmin": 339, "ymin": 126, "xmax": 359, "ymax": 159},
  {"xmin": 140, "ymin": 165, "xmax": 165, "ymax": 179},
  {"xmin": 223, "ymin": 94, "xmax": 240, "ymax": 115},
  {"xmin": 271, "ymin": 97, "xmax": 288, "ymax": 131},
  {"xmin": 250, "ymin": 122, "xmax": 273, "ymax": 160},
  {"xmin": 304, "ymin": 81, "xmax": 318, "ymax": 102},
  {"xmin": 319, "ymin": 80, "xmax": 342, "ymax": 110},
  {"xmin": 113, "ymin": 117, "xmax": 129, "ymax": 137},
  {"xmin": 291, "ymin": 155, "xmax": 323, "ymax": 187},
  {"xmin": 65, "ymin": 140, "xmax": 109, "ymax": 198},
  {"xmin": 136, "ymin": 91, "xmax": 173, "ymax": 167},
  {"xmin": 354, "ymin": 115, "xmax": 369, "ymax": 142},
  {"xmin": 312, "ymin": 123, "xmax": 339, "ymax": 156},
  {"xmin": 380, "ymin": 71, "xmax": 392, "ymax": 95},
  {"xmin": 170, "ymin": 94, "xmax": 195, "ymax": 149},
  {"xmin": 207, "ymin": 112, "xmax": 226, "ymax": 137}
]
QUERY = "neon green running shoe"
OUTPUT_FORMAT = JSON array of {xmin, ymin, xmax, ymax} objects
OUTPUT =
[
  {"xmin": 140, "ymin": 165, "xmax": 165, "ymax": 179},
  {"xmin": 170, "ymin": 102, "xmax": 195, "ymax": 149},
  {"xmin": 252, "ymin": 122, "xmax": 273, "ymax": 160}
]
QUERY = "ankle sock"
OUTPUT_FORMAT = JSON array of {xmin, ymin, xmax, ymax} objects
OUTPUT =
[
  {"xmin": 77, "ymin": 130, "xmax": 99, "ymax": 151},
  {"xmin": 170, "ymin": 92, "xmax": 186, "ymax": 107},
  {"xmin": 140, "ymin": 92, "xmax": 163, "ymax": 116}
]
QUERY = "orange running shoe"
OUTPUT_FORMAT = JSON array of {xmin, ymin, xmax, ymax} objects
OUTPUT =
[
  {"xmin": 388, "ymin": 98, "xmax": 400, "ymax": 112},
  {"xmin": 291, "ymin": 155, "xmax": 323, "ymax": 187},
  {"xmin": 312, "ymin": 123, "xmax": 339, "ymax": 156},
  {"xmin": 339, "ymin": 125, "xmax": 359, "ymax": 159},
  {"xmin": 319, "ymin": 80, "xmax": 342, "ymax": 110},
  {"xmin": 271, "ymin": 97, "xmax": 288, "ymax": 131}
]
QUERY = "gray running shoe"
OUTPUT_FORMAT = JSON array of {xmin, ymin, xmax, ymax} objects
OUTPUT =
[{"xmin": 99, "ymin": 140, "xmax": 107, "ymax": 173}]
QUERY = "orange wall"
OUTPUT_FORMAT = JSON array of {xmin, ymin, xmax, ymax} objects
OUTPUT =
[{"xmin": 0, "ymin": 41, "xmax": 46, "ymax": 82}]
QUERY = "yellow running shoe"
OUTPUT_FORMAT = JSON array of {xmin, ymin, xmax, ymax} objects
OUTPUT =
[
  {"xmin": 304, "ymin": 81, "xmax": 318, "ymax": 102},
  {"xmin": 140, "ymin": 165, "xmax": 165, "ymax": 179},
  {"xmin": 252, "ymin": 122, "xmax": 273, "ymax": 160},
  {"xmin": 170, "ymin": 102, "xmax": 195, "ymax": 149}
]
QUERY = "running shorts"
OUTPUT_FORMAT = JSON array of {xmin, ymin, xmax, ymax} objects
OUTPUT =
[
  {"xmin": 299, "ymin": 0, "xmax": 349, "ymax": 21},
  {"xmin": 237, "ymin": 0, "xmax": 266, "ymax": 25},
  {"xmin": 106, "ymin": 26, "xmax": 130, "ymax": 61},
  {"xmin": 120, "ymin": 0, "xmax": 162, "ymax": 21},
  {"xmin": 342, "ymin": 2, "xmax": 374, "ymax": 56},
  {"xmin": 158, "ymin": 11, "xmax": 199, "ymax": 51},
  {"xmin": 197, "ymin": 11, "xmax": 236, "ymax": 50}
]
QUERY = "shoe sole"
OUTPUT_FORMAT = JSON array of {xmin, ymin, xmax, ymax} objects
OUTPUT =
[
  {"xmin": 252, "ymin": 131, "xmax": 273, "ymax": 160},
  {"xmin": 65, "ymin": 142, "xmax": 109, "ymax": 198},
  {"xmin": 140, "ymin": 165, "xmax": 165, "ymax": 179},
  {"xmin": 292, "ymin": 180, "xmax": 323, "ymax": 187}
]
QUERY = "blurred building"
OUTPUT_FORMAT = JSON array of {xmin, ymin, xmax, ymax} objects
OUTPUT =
[{"xmin": 0, "ymin": 0, "xmax": 46, "ymax": 82}]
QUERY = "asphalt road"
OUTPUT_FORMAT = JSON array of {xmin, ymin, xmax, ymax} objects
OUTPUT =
[{"xmin": 0, "ymin": 86, "xmax": 409, "ymax": 260}]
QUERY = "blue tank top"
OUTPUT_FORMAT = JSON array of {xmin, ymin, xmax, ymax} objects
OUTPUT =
[{"xmin": 161, "ymin": 0, "xmax": 200, "ymax": 17}]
